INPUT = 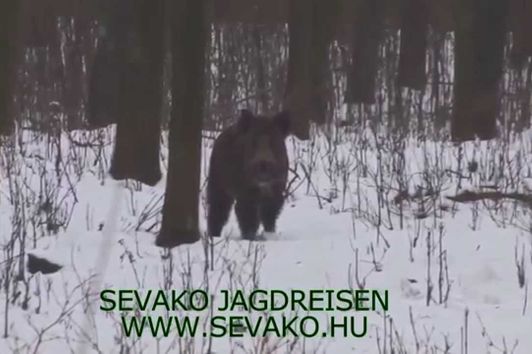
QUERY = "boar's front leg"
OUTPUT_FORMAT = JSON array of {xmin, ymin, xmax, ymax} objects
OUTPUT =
[
  {"xmin": 259, "ymin": 192, "xmax": 284, "ymax": 234},
  {"xmin": 207, "ymin": 181, "xmax": 234, "ymax": 237},
  {"xmin": 235, "ymin": 194, "xmax": 260, "ymax": 240}
]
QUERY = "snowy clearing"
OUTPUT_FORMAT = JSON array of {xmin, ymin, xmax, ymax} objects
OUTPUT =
[{"xmin": 1, "ymin": 126, "xmax": 532, "ymax": 353}]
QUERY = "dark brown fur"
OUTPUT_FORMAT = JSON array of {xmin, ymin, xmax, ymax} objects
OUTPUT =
[{"xmin": 207, "ymin": 109, "xmax": 291, "ymax": 240}]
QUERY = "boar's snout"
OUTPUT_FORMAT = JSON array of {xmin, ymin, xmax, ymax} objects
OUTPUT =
[{"xmin": 252, "ymin": 160, "xmax": 276, "ymax": 182}]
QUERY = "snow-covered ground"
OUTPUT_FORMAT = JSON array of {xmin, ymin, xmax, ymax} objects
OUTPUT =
[{"xmin": 1, "ymin": 125, "xmax": 531, "ymax": 353}]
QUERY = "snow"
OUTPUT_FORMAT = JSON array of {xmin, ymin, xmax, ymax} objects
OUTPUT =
[{"xmin": 1, "ymin": 126, "xmax": 531, "ymax": 353}]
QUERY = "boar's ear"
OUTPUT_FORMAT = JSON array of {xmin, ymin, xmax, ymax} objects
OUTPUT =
[
  {"xmin": 237, "ymin": 109, "xmax": 254, "ymax": 132},
  {"xmin": 274, "ymin": 110, "xmax": 291, "ymax": 137}
]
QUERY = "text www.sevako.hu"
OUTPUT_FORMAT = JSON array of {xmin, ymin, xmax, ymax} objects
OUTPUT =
[{"xmin": 120, "ymin": 314, "xmax": 370, "ymax": 338}]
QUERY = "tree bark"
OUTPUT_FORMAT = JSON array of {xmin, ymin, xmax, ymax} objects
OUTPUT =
[
  {"xmin": 108, "ymin": 0, "xmax": 165, "ymax": 186},
  {"xmin": 429, "ymin": 0, "xmax": 454, "ymax": 32},
  {"xmin": 86, "ymin": 0, "xmax": 125, "ymax": 129},
  {"xmin": 284, "ymin": 0, "xmax": 313, "ymax": 139},
  {"xmin": 0, "ymin": 0, "xmax": 21, "ymax": 136},
  {"xmin": 398, "ymin": 0, "xmax": 428, "ymax": 90},
  {"xmin": 285, "ymin": 0, "xmax": 336, "ymax": 138},
  {"xmin": 345, "ymin": 0, "xmax": 383, "ymax": 104},
  {"xmin": 452, "ymin": 0, "xmax": 508, "ymax": 141},
  {"xmin": 309, "ymin": 0, "xmax": 338, "ymax": 125},
  {"xmin": 509, "ymin": 0, "xmax": 532, "ymax": 68},
  {"xmin": 156, "ymin": 0, "xmax": 209, "ymax": 248},
  {"xmin": 20, "ymin": 0, "xmax": 58, "ymax": 48}
]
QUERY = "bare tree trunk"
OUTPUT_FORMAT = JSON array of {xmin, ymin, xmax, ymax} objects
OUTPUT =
[
  {"xmin": 430, "ymin": 0, "xmax": 454, "ymax": 32},
  {"xmin": 431, "ymin": 32, "xmax": 448, "ymax": 131},
  {"xmin": 398, "ymin": 0, "xmax": 428, "ymax": 90},
  {"xmin": 285, "ymin": 0, "xmax": 313, "ymax": 139},
  {"xmin": 21, "ymin": 0, "xmax": 57, "ymax": 48},
  {"xmin": 210, "ymin": 25, "xmax": 238, "ymax": 127},
  {"xmin": 109, "ymin": 0, "xmax": 165, "ymax": 186},
  {"xmin": 452, "ymin": 0, "xmax": 508, "ymax": 141},
  {"xmin": 87, "ymin": 0, "xmax": 139, "ymax": 130},
  {"xmin": 86, "ymin": 1, "xmax": 124, "ymax": 129},
  {"xmin": 285, "ymin": 0, "xmax": 335, "ymax": 137},
  {"xmin": 61, "ymin": 5, "xmax": 97, "ymax": 132},
  {"xmin": 309, "ymin": 0, "xmax": 338, "ymax": 125},
  {"xmin": 86, "ymin": 43, "xmax": 120, "ymax": 128},
  {"xmin": 509, "ymin": 0, "xmax": 532, "ymax": 68},
  {"xmin": 156, "ymin": 0, "xmax": 209, "ymax": 248},
  {"xmin": 345, "ymin": 0, "xmax": 383, "ymax": 104},
  {"xmin": 0, "ymin": 0, "xmax": 21, "ymax": 136}
]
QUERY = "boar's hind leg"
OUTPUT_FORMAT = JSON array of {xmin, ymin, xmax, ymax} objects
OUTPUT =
[
  {"xmin": 235, "ymin": 196, "xmax": 260, "ymax": 240},
  {"xmin": 260, "ymin": 193, "xmax": 284, "ymax": 233},
  {"xmin": 207, "ymin": 185, "xmax": 233, "ymax": 237}
]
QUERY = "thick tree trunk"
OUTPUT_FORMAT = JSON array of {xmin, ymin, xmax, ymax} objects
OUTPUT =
[
  {"xmin": 509, "ymin": 0, "xmax": 532, "ymax": 68},
  {"xmin": 430, "ymin": 0, "xmax": 454, "ymax": 32},
  {"xmin": 285, "ymin": 0, "xmax": 335, "ymax": 138},
  {"xmin": 345, "ymin": 0, "xmax": 382, "ymax": 104},
  {"xmin": 452, "ymin": 0, "xmax": 508, "ymax": 141},
  {"xmin": 108, "ymin": 0, "xmax": 165, "ymax": 186},
  {"xmin": 20, "ymin": 0, "xmax": 57, "ymax": 49},
  {"xmin": 86, "ymin": 42, "xmax": 121, "ymax": 128},
  {"xmin": 284, "ymin": 0, "xmax": 313, "ymax": 139},
  {"xmin": 398, "ymin": 0, "xmax": 428, "ymax": 90},
  {"xmin": 309, "ymin": 0, "xmax": 338, "ymax": 125},
  {"xmin": 0, "ymin": 0, "xmax": 21, "ymax": 136},
  {"xmin": 87, "ymin": 0, "xmax": 130, "ymax": 129},
  {"xmin": 156, "ymin": 0, "xmax": 209, "ymax": 248}
]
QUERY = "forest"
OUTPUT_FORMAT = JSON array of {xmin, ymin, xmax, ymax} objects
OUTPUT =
[{"xmin": 1, "ymin": 0, "xmax": 531, "ymax": 353}]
